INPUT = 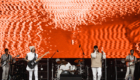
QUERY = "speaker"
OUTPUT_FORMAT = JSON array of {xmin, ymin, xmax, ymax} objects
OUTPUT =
[{"xmin": 60, "ymin": 74, "xmax": 82, "ymax": 80}]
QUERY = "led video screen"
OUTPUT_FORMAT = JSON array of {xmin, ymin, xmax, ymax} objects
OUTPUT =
[{"xmin": 0, "ymin": 0, "xmax": 140, "ymax": 58}]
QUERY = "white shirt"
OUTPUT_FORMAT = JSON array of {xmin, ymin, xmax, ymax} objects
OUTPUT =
[
  {"xmin": 126, "ymin": 55, "xmax": 137, "ymax": 67},
  {"xmin": 60, "ymin": 62, "xmax": 71, "ymax": 70},
  {"xmin": 26, "ymin": 52, "xmax": 38, "ymax": 71}
]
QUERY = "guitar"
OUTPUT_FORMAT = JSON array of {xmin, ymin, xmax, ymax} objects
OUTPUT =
[
  {"xmin": 27, "ymin": 51, "xmax": 49, "ymax": 69},
  {"xmin": 126, "ymin": 60, "xmax": 140, "ymax": 67},
  {"xmin": 1, "ymin": 55, "xmax": 20, "ymax": 67}
]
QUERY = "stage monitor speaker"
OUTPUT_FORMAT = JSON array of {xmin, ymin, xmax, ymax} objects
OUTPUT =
[{"xmin": 60, "ymin": 74, "xmax": 82, "ymax": 80}]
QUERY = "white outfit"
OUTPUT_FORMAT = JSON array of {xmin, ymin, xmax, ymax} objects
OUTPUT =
[
  {"xmin": 1, "ymin": 54, "xmax": 12, "ymax": 80},
  {"xmin": 92, "ymin": 67, "xmax": 102, "ymax": 80},
  {"xmin": 60, "ymin": 62, "xmax": 71, "ymax": 70},
  {"xmin": 125, "ymin": 55, "xmax": 137, "ymax": 79},
  {"xmin": 2, "ymin": 66, "xmax": 10, "ymax": 80},
  {"xmin": 57, "ymin": 62, "xmax": 71, "ymax": 78},
  {"xmin": 26, "ymin": 52, "xmax": 38, "ymax": 80},
  {"xmin": 91, "ymin": 51, "xmax": 106, "ymax": 80}
]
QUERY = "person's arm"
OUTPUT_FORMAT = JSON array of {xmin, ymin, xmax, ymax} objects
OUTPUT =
[
  {"xmin": 91, "ymin": 51, "xmax": 96, "ymax": 58},
  {"xmin": 12, "ymin": 55, "xmax": 17, "ymax": 63},
  {"xmin": 59, "ymin": 65, "xmax": 63, "ymax": 70},
  {"xmin": 125, "ymin": 59, "xmax": 131, "ymax": 62},
  {"xmin": 101, "ymin": 47, "xmax": 106, "ymax": 59},
  {"xmin": 10, "ymin": 55, "xmax": 13, "ymax": 63},
  {"xmin": 1, "ymin": 55, "xmax": 3, "ymax": 62},
  {"xmin": 24, "ymin": 54, "xmax": 29, "ymax": 62},
  {"xmin": 134, "ymin": 57, "xmax": 138, "ymax": 63},
  {"xmin": 135, "ymin": 57, "xmax": 137, "ymax": 61},
  {"xmin": 102, "ymin": 51, "xmax": 106, "ymax": 59},
  {"xmin": 37, "ymin": 54, "xmax": 42, "ymax": 61}
]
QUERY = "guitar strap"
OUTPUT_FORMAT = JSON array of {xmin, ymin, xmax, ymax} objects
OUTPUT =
[
  {"xmin": 34, "ymin": 53, "xmax": 38, "ymax": 64},
  {"xmin": 33, "ymin": 53, "xmax": 37, "ymax": 60}
]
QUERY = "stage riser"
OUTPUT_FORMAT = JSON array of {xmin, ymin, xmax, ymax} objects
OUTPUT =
[{"xmin": 0, "ymin": 58, "xmax": 140, "ymax": 80}]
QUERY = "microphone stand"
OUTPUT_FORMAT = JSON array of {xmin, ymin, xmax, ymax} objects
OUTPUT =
[
  {"xmin": 79, "ymin": 45, "xmax": 85, "ymax": 74},
  {"xmin": 51, "ymin": 50, "xmax": 58, "ymax": 80}
]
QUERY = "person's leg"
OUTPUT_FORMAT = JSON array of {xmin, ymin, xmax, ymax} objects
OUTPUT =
[
  {"xmin": 34, "ymin": 70, "xmax": 38, "ymax": 80},
  {"xmin": 57, "ymin": 69, "xmax": 62, "ymax": 78},
  {"xmin": 92, "ymin": 67, "xmax": 97, "ymax": 80},
  {"xmin": 5, "ymin": 66, "xmax": 10, "ymax": 80},
  {"xmin": 29, "ymin": 70, "xmax": 33, "ymax": 80},
  {"xmin": 131, "ymin": 67, "xmax": 135, "ymax": 80},
  {"xmin": 97, "ymin": 67, "xmax": 102, "ymax": 80},
  {"xmin": 2, "ymin": 66, "xmax": 6, "ymax": 80},
  {"xmin": 125, "ymin": 67, "xmax": 130, "ymax": 79}
]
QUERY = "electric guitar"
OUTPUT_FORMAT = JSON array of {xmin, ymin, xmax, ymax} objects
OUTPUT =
[
  {"xmin": 27, "ymin": 52, "xmax": 49, "ymax": 69},
  {"xmin": 1, "ymin": 55, "xmax": 20, "ymax": 67},
  {"xmin": 126, "ymin": 60, "xmax": 140, "ymax": 67}
]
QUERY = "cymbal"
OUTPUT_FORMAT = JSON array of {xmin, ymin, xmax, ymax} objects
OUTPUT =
[
  {"xmin": 74, "ymin": 59, "xmax": 83, "ymax": 63},
  {"xmin": 76, "ymin": 64, "xmax": 80, "ymax": 67},
  {"xmin": 76, "ymin": 64, "xmax": 84, "ymax": 67}
]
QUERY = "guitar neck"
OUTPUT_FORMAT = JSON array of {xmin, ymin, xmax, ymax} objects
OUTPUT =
[
  {"xmin": 39, "ymin": 54, "xmax": 47, "ymax": 59},
  {"xmin": 39, "ymin": 52, "xmax": 49, "ymax": 58},
  {"xmin": 36, "ymin": 52, "xmax": 49, "ymax": 62}
]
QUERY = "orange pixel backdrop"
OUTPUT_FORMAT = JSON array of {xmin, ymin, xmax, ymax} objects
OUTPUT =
[{"xmin": 0, "ymin": 0, "xmax": 140, "ymax": 58}]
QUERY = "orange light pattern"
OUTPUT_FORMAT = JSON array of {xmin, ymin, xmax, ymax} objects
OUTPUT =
[{"xmin": 0, "ymin": 0, "xmax": 140, "ymax": 58}]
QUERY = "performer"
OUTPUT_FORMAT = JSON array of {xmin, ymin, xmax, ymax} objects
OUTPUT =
[
  {"xmin": 56, "ymin": 59, "xmax": 72, "ymax": 78},
  {"xmin": 91, "ymin": 45, "xmax": 106, "ymax": 80},
  {"xmin": 1, "ymin": 48, "xmax": 12, "ymax": 80},
  {"xmin": 24, "ymin": 46, "xmax": 41, "ymax": 80},
  {"xmin": 125, "ymin": 49, "xmax": 137, "ymax": 80},
  {"xmin": 59, "ymin": 59, "xmax": 71, "ymax": 71}
]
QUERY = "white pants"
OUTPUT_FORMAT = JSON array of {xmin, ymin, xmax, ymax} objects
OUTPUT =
[
  {"xmin": 92, "ymin": 67, "xmax": 102, "ymax": 80},
  {"xmin": 2, "ymin": 66, "xmax": 10, "ymax": 80},
  {"xmin": 125, "ymin": 67, "xmax": 135, "ymax": 79},
  {"xmin": 28, "ymin": 70, "xmax": 38, "ymax": 80},
  {"xmin": 57, "ymin": 69, "xmax": 62, "ymax": 78}
]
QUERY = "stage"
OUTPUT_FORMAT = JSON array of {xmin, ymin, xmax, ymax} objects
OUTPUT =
[{"xmin": 0, "ymin": 0, "xmax": 140, "ymax": 80}]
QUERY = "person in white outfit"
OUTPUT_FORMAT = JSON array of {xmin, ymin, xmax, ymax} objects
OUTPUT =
[
  {"xmin": 60, "ymin": 60, "xmax": 71, "ymax": 71},
  {"xmin": 1, "ymin": 48, "xmax": 12, "ymax": 80},
  {"xmin": 24, "ymin": 46, "xmax": 41, "ymax": 80},
  {"xmin": 57, "ymin": 59, "xmax": 71, "ymax": 78},
  {"xmin": 125, "ymin": 49, "xmax": 138, "ymax": 80},
  {"xmin": 91, "ymin": 45, "xmax": 106, "ymax": 80}
]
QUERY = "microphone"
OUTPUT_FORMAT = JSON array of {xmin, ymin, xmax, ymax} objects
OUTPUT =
[{"xmin": 79, "ymin": 44, "xmax": 81, "ymax": 48}]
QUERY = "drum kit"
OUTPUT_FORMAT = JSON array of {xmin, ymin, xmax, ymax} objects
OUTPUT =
[{"xmin": 54, "ymin": 59, "xmax": 85, "ymax": 80}]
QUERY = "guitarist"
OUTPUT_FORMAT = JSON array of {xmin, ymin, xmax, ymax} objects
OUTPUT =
[
  {"xmin": 24, "ymin": 46, "xmax": 41, "ymax": 80},
  {"xmin": 1, "ymin": 48, "xmax": 12, "ymax": 80},
  {"xmin": 125, "ymin": 49, "xmax": 137, "ymax": 80}
]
